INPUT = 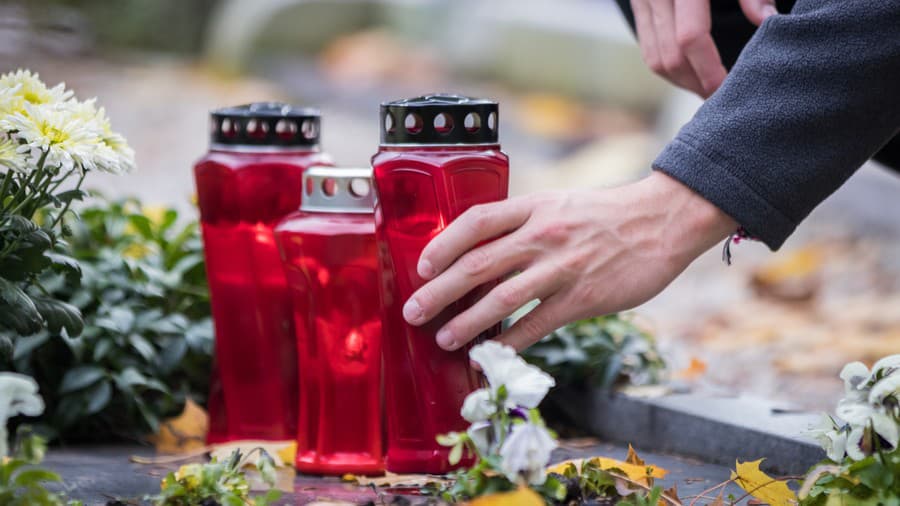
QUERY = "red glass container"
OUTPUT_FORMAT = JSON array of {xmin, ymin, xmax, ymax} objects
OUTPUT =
[
  {"xmin": 275, "ymin": 167, "xmax": 383, "ymax": 475},
  {"xmin": 372, "ymin": 95, "xmax": 509, "ymax": 473},
  {"xmin": 195, "ymin": 103, "xmax": 332, "ymax": 443}
]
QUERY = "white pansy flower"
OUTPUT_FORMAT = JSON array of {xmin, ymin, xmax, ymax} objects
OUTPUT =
[
  {"xmin": 498, "ymin": 422, "xmax": 557, "ymax": 485},
  {"xmin": 469, "ymin": 341, "xmax": 555, "ymax": 409},
  {"xmin": 0, "ymin": 373, "xmax": 44, "ymax": 457},
  {"xmin": 808, "ymin": 415, "xmax": 848, "ymax": 462},
  {"xmin": 467, "ymin": 421, "xmax": 492, "ymax": 456},
  {"xmin": 2, "ymin": 102, "xmax": 101, "ymax": 172},
  {"xmin": 461, "ymin": 388, "xmax": 496, "ymax": 423}
]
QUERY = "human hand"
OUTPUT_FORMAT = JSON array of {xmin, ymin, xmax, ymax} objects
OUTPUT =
[
  {"xmin": 630, "ymin": 0, "xmax": 778, "ymax": 97},
  {"xmin": 402, "ymin": 171, "xmax": 737, "ymax": 352}
]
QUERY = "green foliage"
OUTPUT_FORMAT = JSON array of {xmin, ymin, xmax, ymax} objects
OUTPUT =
[
  {"xmin": 800, "ymin": 450, "xmax": 900, "ymax": 506},
  {"xmin": 0, "ymin": 427, "xmax": 81, "ymax": 506},
  {"xmin": 522, "ymin": 314, "xmax": 666, "ymax": 390},
  {"xmin": 0, "ymin": 159, "xmax": 88, "ymax": 339},
  {"xmin": 148, "ymin": 449, "xmax": 281, "ymax": 506},
  {"xmin": 9, "ymin": 197, "xmax": 213, "ymax": 440}
]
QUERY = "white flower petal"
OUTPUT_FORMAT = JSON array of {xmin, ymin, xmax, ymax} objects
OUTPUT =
[
  {"xmin": 869, "ymin": 373, "xmax": 900, "ymax": 405},
  {"xmin": 461, "ymin": 388, "xmax": 496, "ymax": 423},
  {"xmin": 870, "ymin": 411, "xmax": 899, "ymax": 448},
  {"xmin": 835, "ymin": 400, "xmax": 873, "ymax": 425},
  {"xmin": 469, "ymin": 341, "xmax": 555, "ymax": 409},
  {"xmin": 826, "ymin": 431, "xmax": 848, "ymax": 462},
  {"xmin": 498, "ymin": 422, "xmax": 557, "ymax": 486},
  {"xmin": 868, "ymin": 354, "xmax": 900, "ymax": 381},
  {"xmin": 846, "ymin": 425, "xmax": 867, "ymax": 461},
  {"xmin": 467, "ymin": 421, "xmax": 492, "ymax": 456},
  {"xmin": 840, "ymin": 362, "xmax": 870, "ymax": 394}
]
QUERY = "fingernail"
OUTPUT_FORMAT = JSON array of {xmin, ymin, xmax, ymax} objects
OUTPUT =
[
  {"xmin": 763, "ymin": 4, "xmax": 778, "ymax": 17},
  {"xmin": 436, "ymin": 328, "xmax": 456, "ymax": 350},
  {"xmin": 403, "ymin": 298, "xmax": 424, "ymax": 324},
  {"xmin": 418, "ymin": 259, "xmax": 435, "ymax": 279}
]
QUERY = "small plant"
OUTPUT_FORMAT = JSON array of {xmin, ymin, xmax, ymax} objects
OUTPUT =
[
  {"xmin": 11, "ymin": 197, "xmax": 213, "ymax": 440},
  {"xmin": 522, "ymin": 314, "xmax": 665, "ymax": 391},
  {"xmin": 148, "ymin": 449, "xmax": 281, "ymax": 506},
  {"xmin": 0, "ymin": 372, "xmax": 81, "ymax": 505},
  {"xmin": 800, "ymin": 355, "xmax": 900, "ymax": 506},
  {"xmin": 432, "ymin": 341, "xmax": 671, "ymax": 505},
  {"xmin": 0, "ymin": 69, "xmax": 133, "ymax": 342}
]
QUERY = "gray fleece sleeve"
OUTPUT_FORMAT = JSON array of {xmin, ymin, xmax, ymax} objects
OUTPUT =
[{"xmin": 653, "ymin": 0, "xmax": 900, "ymax": 249}]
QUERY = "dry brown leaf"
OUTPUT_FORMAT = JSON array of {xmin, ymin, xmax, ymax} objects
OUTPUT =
[
  {"xmin": 751, "ymin": 246, "xmax": 824, "ymax": 302},
  {"xmin": 347, "ymin": 472, "xmax": 451, "ymax": 488},
  {"xmin": 209, "ymin": 440, "xmax": 297, "ymax": 467},
  {"xmin": 674, "ymin": 357, "xmax": 707, "ymax": 380},
  {"xmin": 147, "ymin": 398, "xmax": 208, "ymax": 454}
]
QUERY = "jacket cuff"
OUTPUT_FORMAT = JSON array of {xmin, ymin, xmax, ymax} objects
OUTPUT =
[{"xmin": 652, "ymin": 137, "xmax": 796, "ymax": 250}]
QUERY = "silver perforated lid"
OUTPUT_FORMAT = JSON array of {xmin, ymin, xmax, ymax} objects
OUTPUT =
[{"xmin": 301, "ymin": 167, "xmax": 374, "ymax": 214}]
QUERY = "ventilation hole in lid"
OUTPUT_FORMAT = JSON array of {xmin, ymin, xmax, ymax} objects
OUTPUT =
[
  {"xmin": 322, "ymin": 177, "xmax": 338, "ymax": 197},
  {"xmin": 464, "ymin": 112, "xmax": 481, "ymax": 133},
  {"xmin": 246, "ymin": 119, "xmax": 269, "ymax": 139},
  {"xmin": 405, "ymin": 113, "xmax": 423, "ymax": 134},
  {"xmin": 487, "ymin": 111, "xmax": 497, "ymax": 132},
  {"xmin": 349, "ymin": 178, "xmax": 371, "ymax": 198},
  {"xmin": 384, "ymin": 113, "xmax": 395, "ymax": 134},
  {"xmin": 433, "ymin": 112, "xmax": 454, "ymax": 134},
  {"xmin": 305, "ymin": 176, "xmax": 314, "ymax": 196},
  {"xmin": 221, "ymin": 118, "xmax": 238, "ymax": 138},
  {"xmin": 301, "ymin": 120, "xmax": 318, "ymax": 140},
  {"xmin": 275, "ymin": 119, "xmax": 297, "ymax": 140}
]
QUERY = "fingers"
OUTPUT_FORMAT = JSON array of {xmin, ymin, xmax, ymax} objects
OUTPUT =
[
  {"xmin": 674, "ymin": 0, "xmax": 727, "ymax": 97},
  {"xmin": 738, "ymin": 0, "xmax": 778, "ymax": 26},
  {"xmin": 434, "ymin": 265, "xmax": 563, "ymax": 351},
  {"xmin": 404, "ymin": 230, "xmax": 532, "ymax": 327},
  {"xmin": 649, "ymin": 0, "xmax": 705, "ymax": 95},
  {"xmin": 631, "ymin": 0, "xmax": 663, "ymax": 75},
  {"xmin": 417, "ymin": 197, "xmax": 531, "ymax": 280},
  {"xmin": 494, "ymin": 294, "xmax": 571, "ymax": 352}
]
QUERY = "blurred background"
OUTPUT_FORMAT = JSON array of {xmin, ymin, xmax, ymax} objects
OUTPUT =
[{"xmin": 5, "ymin": 0, "xmax": 900, "ymax": 412}]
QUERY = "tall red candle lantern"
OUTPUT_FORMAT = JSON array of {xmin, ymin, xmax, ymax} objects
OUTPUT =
[
  {"xmin": 371, "ymin": 94, "xmax": 510, "ymax": 473},
  {"xmin": 195, "ymin": 103, "xmax": 332, "ymax": 443}
]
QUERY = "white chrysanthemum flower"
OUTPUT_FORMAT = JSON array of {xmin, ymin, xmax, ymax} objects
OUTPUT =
[
  {"xmin": 62, "ymin": 98, "xmax": 135, "ymax": 174},
  {"xmin": 470, "ymin": 341, "xmax": 555, "ymax": 409},
  {"xmin": 2, "ymin": 102, "xmax": 101, "ymax": 172},
  {"xmin": 461, "ymin": 388, "xmax": 496, "ymax": 423},
  {"xmin": 498, "ymin": 422, "xmax": 557, "ymax": 485},
  {"xmin": 0, "ymin": 372, "xmax": 44, "ymax": 457},
  {"xmin": 0, "ymin": 69, "xmax": 72, "ymax": 116},
  {"xmin": 0, "ymin": 136, "xmax": 26, "ymax": 173}
]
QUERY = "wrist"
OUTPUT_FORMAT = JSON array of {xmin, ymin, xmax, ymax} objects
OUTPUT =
[{"xmin": 640, "ymin": 170, "xmax": 737, "ymax": 260}]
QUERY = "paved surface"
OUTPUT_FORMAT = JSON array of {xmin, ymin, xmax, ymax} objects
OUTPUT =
[{"xmin": 44, "ymin": 443, "xmax": 746, "ymax": 505}]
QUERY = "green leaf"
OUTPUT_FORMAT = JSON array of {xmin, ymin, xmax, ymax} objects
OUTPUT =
[
  {"xmin": 0, "ymin": 278, "xmax": 42, "ymax": 334},
  {"xmin": 32, "ymin": 297, "xmax": 84, "ymax": 336},
  {"xmin": 58, "ymin": 366, "xmax": 106, "ymax": 393},
  {"xmin": 12, "ymin": 468, "xmax": 61, "ymax": 487},
  {"xmin": 84, "ymin": 380, "xmax": 113, "ymax": 415},
  {"xmin": 54, "ymin": 189, "xmax": 87, "ymax": 205},
  {"xmin": 449, "ymin": 442, "xmax": 463, "ymax": 466}
]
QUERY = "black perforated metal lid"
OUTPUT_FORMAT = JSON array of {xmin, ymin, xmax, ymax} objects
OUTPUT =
[
  {"xmin": 380, "ymin": 94, "xmax": 499, "ymax": 145},
  {"xmin": 210, "ymin": 102, "xmax": 320, "ymax": 150}
]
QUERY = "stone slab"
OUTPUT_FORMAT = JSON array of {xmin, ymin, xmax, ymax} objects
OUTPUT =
[{"xmin": 553, "ymin": 388, "xmax": 825, "ymax": 476}]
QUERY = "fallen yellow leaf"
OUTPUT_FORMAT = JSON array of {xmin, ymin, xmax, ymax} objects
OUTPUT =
[
  {"xmin": 148, "ymin": 398, "xmax": 208, "ymax": 454},
  {"xmin": 546, "ymin": 450, "xmax": 667, "ymax": 485},
  {"xmin": 468, "ymin": 486, "xmax": 544, "ymax": 506},
  {"xmin": 731, "ymin": 459, "xmax": 797, "ymax": 506}
]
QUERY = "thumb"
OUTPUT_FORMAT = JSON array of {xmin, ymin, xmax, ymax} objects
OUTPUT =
[{"xmin": 739, "ymin": 0, "xmax": 778, "ymax": 26}]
